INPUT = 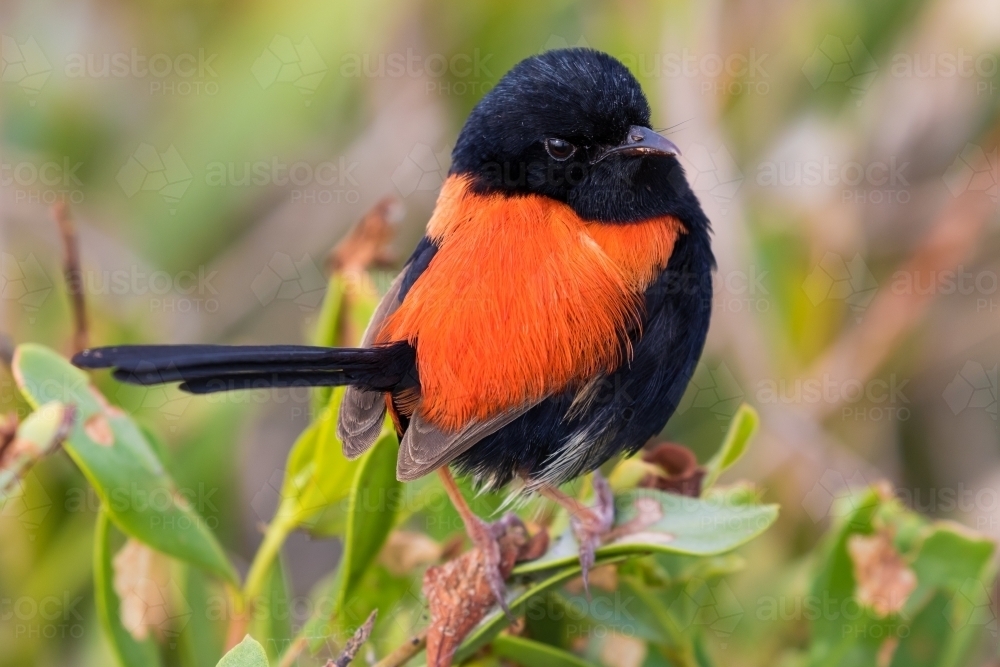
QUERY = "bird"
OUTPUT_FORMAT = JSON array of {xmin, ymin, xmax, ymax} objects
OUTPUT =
[{"xmin": 73, "ymin": 48, "xmax": 714, "ymax": 614}]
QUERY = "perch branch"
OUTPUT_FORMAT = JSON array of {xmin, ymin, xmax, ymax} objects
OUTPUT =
[
  {"xmin": 373, "ymin": 630, "xmax": 428, "ymax": 667},
  {"xmin": 51, "ymin": 203, "xmax": 88, "ymax": 354}
]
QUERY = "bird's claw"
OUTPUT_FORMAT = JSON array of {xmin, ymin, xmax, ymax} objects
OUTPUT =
[
  {"xmin": 467, "ymin": 512, "xmax": 524, "ymax": 621},
  {"xmin": 569, "ymin": 471, "xmax": 615, "ymax": 599}
]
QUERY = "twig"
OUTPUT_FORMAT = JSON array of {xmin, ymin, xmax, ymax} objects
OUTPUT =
[
  {"xmin": 329, "ymin": 610, "xmax": 377, "ymax": 667},
  {"xmin": 277, "ymin": 637, "xmax": 309, "ymax": 667},
  {"xmin": 0, "ymin": 333, "xmax": 14, "ymax": 368},
  {"xmin": 326, "ymin": 196, "xmax": 401, "ymax": 275},
  {"xmin": 327, "ymin": 196, "xmax": 402, "ymax": 347},
  {"xmin": 51, "ymin": 203, "xmax": 88, "ymax": 354},
  {"xmin": 223, "ymin": 584, "xmax": 250, "ymax": 652},
  {"xmin": 372, "ymin": 630, "xmax": 428, "ymax": 667}
]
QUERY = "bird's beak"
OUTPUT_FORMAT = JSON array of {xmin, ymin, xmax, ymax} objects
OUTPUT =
[{"xmin": 594, "ymin": 126, "xmax": 680, "ymax": 162}]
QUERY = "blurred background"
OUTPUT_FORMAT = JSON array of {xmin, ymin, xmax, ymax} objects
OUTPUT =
[{"xmin": 2, "ymin": 0, "xmax": 1000, "ymax": 665}]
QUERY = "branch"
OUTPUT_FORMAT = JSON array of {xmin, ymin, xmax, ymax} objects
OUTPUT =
[
  {"xmin": 51, "ymin": 203, "xmax": 88, "ymax": 354},
  {"xmin": 372, "ymin": 630, "xmax": 428, "ymax": 667},
  {"xmin": 329, "ymin": 610, "xmax": 377, "ymax": 667}
]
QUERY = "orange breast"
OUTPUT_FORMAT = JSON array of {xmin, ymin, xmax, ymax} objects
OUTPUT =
[{"xmin": 378, "ymin": 175, "xmax": 682, "ymax": 432}]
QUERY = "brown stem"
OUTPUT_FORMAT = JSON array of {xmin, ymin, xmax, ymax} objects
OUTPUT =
[
  {"xmin": 330, "ymin": 610, "xmax": 377, "ymax": 667},
  {"xmin": 51, "ymin": 203, "xmax": 88, "ymax": 354},
  {"xmin": 223, "ymin": 584, "xmax": 250, "ymax": 651},
  {"xmin": 372, "ymin": 630, "xmax": 428, "ymax": 667},
  {"xmin": 277, "ymin": 637, "xmax": 308, "ymax": 667}
]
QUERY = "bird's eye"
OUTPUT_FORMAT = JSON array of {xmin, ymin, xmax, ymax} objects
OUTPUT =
[{"xmin": 544, "ymin": 138, "xmax": 576, "ymax": 161}]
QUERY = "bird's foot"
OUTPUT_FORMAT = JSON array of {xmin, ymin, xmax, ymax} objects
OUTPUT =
[
  {"xmin": 540, "ymin": 471, "xmax": 616, "ymax": 598},
  {"xmin": 570, "ymin": 472, "xmax": 615, "ymax": 598},
  {"xmin": 466, "ymin": 512, "xmax": 525, "ymax": 620}
]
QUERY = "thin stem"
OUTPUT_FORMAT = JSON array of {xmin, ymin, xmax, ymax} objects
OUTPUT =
[
  {"xmin": 372, "ymin": 629, "xmax": 428, "ymax": 667},
  {"xmin": 51, "ymin": 202, "xmax": 88, "ymax": 354},
  {"xmin": 243, "ymin": 509, "xmax": 296, "ymax": 603},
  {"xmin": 223, "ymin": 583, "xmax": 249, "ymax": 651}
]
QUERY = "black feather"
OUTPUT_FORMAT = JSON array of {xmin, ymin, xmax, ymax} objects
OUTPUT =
[{"xmin": 72, "ymin": 342, "xmax": 415, "ymax": 394}]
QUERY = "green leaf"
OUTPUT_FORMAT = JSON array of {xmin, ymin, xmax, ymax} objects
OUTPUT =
[
  {"xmin": 302, "ymin": 428, "xmax": 400, "ymax": 651},
  {"xmin": 311, "ymin": 272, "xmax": 382, "ymax": 413},
  {"xmin": 176, "ymin": 565, "xmax": 225, "ymax": 667},
  {"xmin": 216, "ymin": 636, "xmax": 269, "ymax": 667},
  {"xmin": 248, "ymin": 557, "xmax": 294, "ymax": 663},
  {"xmin": 515, "ymin": 489, "xmax": 778, "ymax": 575},
  {"xmin": 14, "ymin": 344, "xmax": 238, "ymax": 584},
  {"xmin": 892, "ymin": 523, "xmax": 998, "ymax": 667},
  {"xmin": 806, "ymin": 486, "xmax": 999, "ymax": 667},
  {"xmin": 702, "ymin": 403, "xmax": 758, "ymax": 490},
  {"xmin": 807, "ymin": 486, "xmax": 887, "ymax": 666},
  {"xmin": 94, "ymin": 506, "xmax": 163, "ymax": 667},
  {"xmin": 277, "ymin": 390, "xmax": 363, "ymax": 533},
  {"xmin": 0, "ymin": 401, "xmax": 72, "ymax": 495},
  {"xmin": 491, "ymin": 635, "xmax": 597, "ymax": 667},
  {"xmin": 335, "ymin": 429, "xmax": 400, "ymax": 620},
  {"xmin": 908, "ymin": 522, "xmax": 996, "ymax": 609}
]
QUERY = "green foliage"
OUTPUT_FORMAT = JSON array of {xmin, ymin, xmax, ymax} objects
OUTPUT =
[
  {"xmin": 216, "ymin": 636, "xmax": 269, "ymax": 667},
  {"xmin": 93, "ymin": 507, "xmax": 163, "ymax": 667},
  {"xmin": 491, "ymin": 634, "xmax": 597, "ymax": 666},
  {"xmin": 6, "ymin": 315, "xmax": 997, "ymax": 667},
  {"xmin": 515, "ymin": 490, "xmax": 778, "ymax": 575},
  {"xmin": 702, "ymin": 403, "xmax": 758, "ymax": 490},
  {"xmin": 805, "ymin": 487, "xmax": 998, "ymax": 667},
  {"xmin": 9, "ymin": 336, "xmax": 997, "ymax": 667},
  {"xmin": 13, "ymin": 344, "xmax": 237, "ymax": 584}
]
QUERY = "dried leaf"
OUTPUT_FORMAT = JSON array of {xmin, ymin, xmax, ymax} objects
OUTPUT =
[
  {"xmin": 113, "ymin": 540, "xmax": 184, "ymax": 642},
  {"xmin": 327, "ymin": 196, "xmax": 401, "ymax": 274},
  {"xmin": 379, "ymin": 530, "xmax": 444, "ymax": 576},
  {"xmin": 331, "ymin": 609, "xmax": 377, "ymax": 667},
  {"xmin": 84, "ymin": 412, "xmax": 114, "ymax": 446},
  {"xmin": 847, "ymin": 531, "xmax": 916, "ymax": 616},
  {"xmin": 639, "ymin": 442, "xmax": 705, "ymax": 497},
  {"xmin": 0, "ymin": 413, "xmax": 19, "ymax": 459},
  {"xmin": 599, "ymin": 632, "xmax": 647, "ymax": 667},
  {"xmin": 605, "ymin": 496, "xmax": 665, "ymax": 543},
  {"xmin": 423, "ymin": 521, "xmax": 544, "ymax": 667},
  {"xmin": 0, "ymin": 403, "xmax": 75, "ymax": 494}
]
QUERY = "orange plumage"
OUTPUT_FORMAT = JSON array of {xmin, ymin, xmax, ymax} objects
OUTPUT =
[{"xmin": 377, "ymin": 175, "xmax": 682, "ymax": 432}]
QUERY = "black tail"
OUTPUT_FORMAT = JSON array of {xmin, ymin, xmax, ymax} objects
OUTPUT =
[{"xmin": 72, "ymin": 342, "xmax": 415, "ymax": 395}]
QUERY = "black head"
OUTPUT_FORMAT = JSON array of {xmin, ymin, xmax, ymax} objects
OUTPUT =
[{"xmin": 451, "ymin": 48, "xmax": 705, "ymax": 227}]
